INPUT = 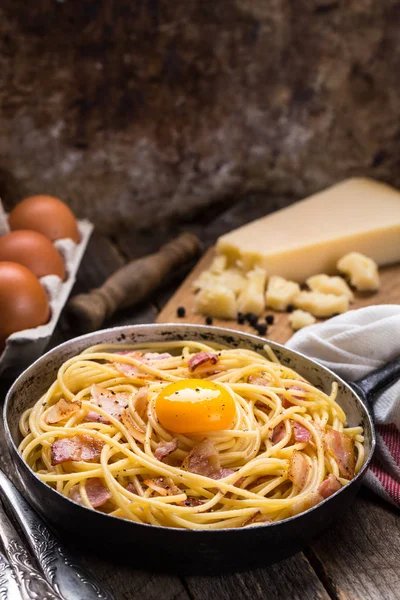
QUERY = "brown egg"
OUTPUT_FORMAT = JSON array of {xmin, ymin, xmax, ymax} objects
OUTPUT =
[
  {"xmin": 9, "ymin": 195, "xmax": 80, "ymax": 243},
  {"xmin": 0, "ymin": 230, "xmax": 65, "ymax": 280},
  {"xmin": 0, "ymin": 262, "xmax": 50, "ymax": 343}
]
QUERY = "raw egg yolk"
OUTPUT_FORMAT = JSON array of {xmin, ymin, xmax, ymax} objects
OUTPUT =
[{"xmin": 155, "ymin": 379, "xmax": 236, "ymax": 433}]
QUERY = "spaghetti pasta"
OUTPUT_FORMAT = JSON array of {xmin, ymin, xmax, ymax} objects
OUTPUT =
[{"xmin": 18, "ymin": 341, "xmax": 364, "ymax": 530}]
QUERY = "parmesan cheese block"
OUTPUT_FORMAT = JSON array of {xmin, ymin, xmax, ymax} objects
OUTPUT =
[{"xmin": 216, "ymin": 178, "xmax": 400, "ymax": 282}]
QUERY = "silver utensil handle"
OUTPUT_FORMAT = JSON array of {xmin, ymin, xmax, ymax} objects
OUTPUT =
[
  {"xmin": 0, "ymin": 471, "xmax": 113, "ymax": 600},
  {"xmin": 0, "ymin": 500, "xmax": 61, "ymax": 600},
  {"xmin": 0, "ymin": 548, "xmax": 24, "ymax": 600}
]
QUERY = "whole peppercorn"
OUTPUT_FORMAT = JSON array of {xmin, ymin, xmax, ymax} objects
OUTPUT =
[
  {"xmin": 177, "ymin": 306, "xmax": 186, "ymax": 318},
  {"xmin": 287, "ymin": 304, "xmax": 294, "ymax": 313},
  {"xmin": 205, "ymin": 316, "xmax": 213, "ymax": 325},
  {"xmin": 237, "ymin": 312, "xmax": 245, "ymax": 324},
  {"xmin": 265, "ymin": 314, "xmax": 274, "ymax": 325},
  {"xmin": 255, "ymin": 322, "xmax": 267, "ymax": 336}
]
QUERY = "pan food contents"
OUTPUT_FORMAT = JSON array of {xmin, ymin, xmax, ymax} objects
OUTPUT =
[
  {"xmin": 0, "ymin": 230, "xmax": 65, "ymax": 279},
  {"xmin": 0, "ymin": 262, "xmax": 50, "ymax": 343},
  {"xmin": 337, "ymin": 252, "xmax": 380, "ymax": 291},
  {"xmin": 9, "ymin": 195, "xmax": 79, "ymax": 243},
  {"xmin": 19, "ymin": 341, "xmax": 365, "ymax": 529},
  {"xmin": 216, "ymin": 178, "xmax": 400, "ymax": 281}
]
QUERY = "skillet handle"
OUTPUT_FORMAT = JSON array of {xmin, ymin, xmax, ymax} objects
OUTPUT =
[{"xmin": 352, "ymin": 355, "xmax": 400, "ymax": 403}]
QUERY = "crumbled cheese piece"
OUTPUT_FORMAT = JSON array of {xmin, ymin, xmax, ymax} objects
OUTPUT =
[
  {"xmin": 306, "ymin": 274, "xmax": 354, "ymax": 301},
  {"xmin": 193, "ymin": 268, "xmax": 246, "ymax": 295},
  {"xmin": 337, "ymin": 252, "xmax": 380, "ymax": 291},
  {"xmin": 209, "ymin": 255, "xmax": 227, "ymax": 274},
  {"xmin": 293, "ymin": 291, "xmax": 349, "ymax": 317},
  {"xmin": 289, "ymin": 309, "xmax": 317, "ymax": 330},
  {"xmin": 194, "ymin": 283, "xmax": 236, "ymax": 319},
  {"xmin": 266, "ymin": 276, "xmax": 300, "ymax": 311},
  {"xmin": 236, "ymin": 267, "xmax": 267, "ymax": 316}
]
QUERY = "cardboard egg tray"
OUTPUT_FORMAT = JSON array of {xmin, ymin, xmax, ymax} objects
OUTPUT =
[{"xmin": 0, "ymin": 210, "xmax": 93, "ymax": 377}]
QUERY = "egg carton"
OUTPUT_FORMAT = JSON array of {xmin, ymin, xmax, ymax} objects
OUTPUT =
[{"xmin": 0, "ymin": 218, "xmax": 93, "ymax": 377}]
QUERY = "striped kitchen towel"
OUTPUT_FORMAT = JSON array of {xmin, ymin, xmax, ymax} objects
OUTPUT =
[{"xmin": 287, "ymin": 304, "xmax": 400, "ymax": 507}]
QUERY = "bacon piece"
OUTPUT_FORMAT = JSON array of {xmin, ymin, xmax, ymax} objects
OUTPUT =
[
  {"xmin": 280, "ymin": 397, "xmax": 293, "ymax": 409},
  {"xmin": 241, "ymin": 510, "xmax": 272, "ymax": 527},
  {"xmin": 288, "ymin": 451, "xmax": 309, "ymax": 489},
  {"xmin": 154, "ymin": 438, "xmax": 179, "ymax": 461},
  {"xmin": 293, "ymin": 421, "xmax": 312, "ymax": 443},
  {"xmin": 324, "ymin": 429, "xmax": 356, "ymax": 479},
  {"xmin": 126, "ymin": 482, "xmax": 136, "ymax": 494},
  {"xmin": 70, "ymin": 478, "xmax": 111, "ymax": 508},
  {"xmin": 133, "ymin": 386, "xmax": 148, "ymax": 419},
  {"xmin": 318, "ymin": 473, "xmax": 342, "ymax": 499},
  {"xmin": 248, "ymin": 375, "xmax": 272, "ymax": 386},
  {"xmin": 120, "ymin": 410, "xmax": 145, "ymax": 443},
  {"xmin": 179, "ymin": 497, "xmax": 205, "ymax": 507},
  {"xmin": 144, "ymin": 477, "xmax": 181, "ymax": 496},
  {"xmin": 84, "ymin": 385, "xmax": 130, "ymax": 424},
  {"xmin": 272, "ymin": 421, "xmax": 288, "ymax": 444},
  {"xmin": 115, "ymin": 352, "xmax": 172, "ymax": 377},
  {"xmin": 51, "ymin": 435, "xmax": 103, "ymax": 465},
  {"xmin": 188, "ymin": 352, "xmax": 219, "ymax": 372},
  {"xmin": 143, "ymin": 352, "xmax": 172, "ymax": 361},
  {"xmin": 290, "ymin": 474, "xmax": 342, "ymax": 516},
  {"xmin": 182, "ymin": 439, "xmax": 234, "ymax": 480},
  {"xmin": 115, "ymin": 363, "xmax": 140, "ymax": 377},
  {"xmin": 46, "ymin": 398, "xmax": 81, "ymax": 424}
]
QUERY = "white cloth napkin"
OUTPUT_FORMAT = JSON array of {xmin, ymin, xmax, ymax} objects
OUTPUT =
[{"xmin": 286, "ymin": 305, "xmax": 400, "ymax": 507}]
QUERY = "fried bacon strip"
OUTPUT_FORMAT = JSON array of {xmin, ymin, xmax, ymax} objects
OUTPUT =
[
  {"xmin": 290, "ymin": 474, "xmax": 342, "ymax": 516},
  {"xmin": 144, "ymin": 477, "xmax": 181, "ymax": 496},
  {"xmin": 182, "ymin": 439, "xmax": 234, "ymax": 480},
  {"xmin": 70, "ymin": 478, "xmax": 111, "ymax": 508},
  {"xmin": 241, "ymin": 510, "xmax": 272, "ymax": 527},
  {"xmin": 51, "ymin": 435, "xmax": 104, "ymax": 465},
  {"xmin": 45, "ymin": 398, "xmax": 81, "ymax": 424},
  {"xmin": 293, "ymin": 421, "xmax": 312, "ymax": 443},
  {"xmin": 84, "ymin": 384, "xmax": 130, "ymax": 424},
  {"xmin": 324, "ymin": 429, "xmax": 356, "ymax": 479},
  {"xmin": 288, "ymin": 451, "xmax": 309, "ymax": 489},
  {"xmin": 188, "ymin": 352, "xmax": 219, "ymax": 372},
  {"xmin": 154, "ymin": 438, "xmax": 179, "ymax": 462}
]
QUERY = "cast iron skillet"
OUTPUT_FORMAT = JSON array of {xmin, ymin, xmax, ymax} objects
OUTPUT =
[{"xmin": 4, "ymin": 324, "xmax": 398, "ymax": 573}]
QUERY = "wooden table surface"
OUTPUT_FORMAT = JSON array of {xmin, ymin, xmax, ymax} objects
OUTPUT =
[{"xmin": 1, "ymin": 195, "xmax": 399, "ymax": 600}]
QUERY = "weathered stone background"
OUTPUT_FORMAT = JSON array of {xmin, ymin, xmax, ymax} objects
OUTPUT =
[{"xmin": 0, "ymin": 0, "xmax": 399, "ymax": 233}]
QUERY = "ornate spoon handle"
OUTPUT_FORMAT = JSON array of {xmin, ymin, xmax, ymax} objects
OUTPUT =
[
  {"xmin": 0, "ymin": 548, "xmax": 24, "ymax": 600},
  {"xmin": 0, "ymin": 471, "xmax": 113, "ymax": 600},
  {"xmin": 0, "ymin": 500, "xmax": 61, "ymax": 600}
]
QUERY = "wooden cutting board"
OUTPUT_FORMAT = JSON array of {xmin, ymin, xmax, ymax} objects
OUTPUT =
[{"xmin": 157, "ymin": 247, "xmax": 400, "ymax": 344}]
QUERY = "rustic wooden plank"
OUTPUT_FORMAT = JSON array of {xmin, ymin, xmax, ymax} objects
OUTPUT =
[
  {"xmin": 157, "ymin": 247, "xmax": 400, "ymax": 344},
  {"xmin": 185, "ymin": 552, "xmax": 330, "ymax": 600},
  {"xmin": 305, "ymin": 491, "xmax": 400, "ymax": 600}
]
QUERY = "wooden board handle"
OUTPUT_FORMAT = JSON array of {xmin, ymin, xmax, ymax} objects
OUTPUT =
[{"xmin": 68, "ymin": 232, "xmax": 201, "ymax": 332}]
